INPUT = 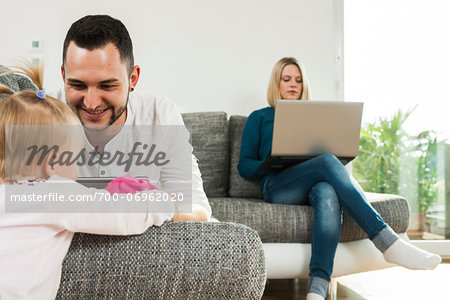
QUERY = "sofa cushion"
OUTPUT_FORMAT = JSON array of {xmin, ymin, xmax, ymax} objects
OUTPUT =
[
  {"xmin": 210, "ymin": 193, "xmax": 410, "ymax": 243},
  {"xmin": 0, "ymin": 65, "xmax": 37, "ymax": 100},
  {"xmin": 228, "ymin": 116, "xmax": 262, "ymax": 199},
  {"xmin": 57, "ymin": 222, "xmax": 266, "ymax": 299},
  {"xmin": 182, "ymin": 112, "xmax": 229, "ymax": 197}
]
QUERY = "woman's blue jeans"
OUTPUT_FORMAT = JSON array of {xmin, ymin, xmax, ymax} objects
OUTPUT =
[{"xmin": 262, "ymin": 154, "xmax": 397, "ymax": 297}]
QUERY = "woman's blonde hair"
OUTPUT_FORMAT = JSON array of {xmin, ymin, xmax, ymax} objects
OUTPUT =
[
  {"xmin": 0, "ymin": 62, "xmax": 82, "ymax": 182},
  {"xmin": 267, "ymin": 57, "xmax": 311, "ymax": 107}
]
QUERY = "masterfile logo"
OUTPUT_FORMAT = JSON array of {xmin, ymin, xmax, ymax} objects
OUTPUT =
[{"xmin": 25, "ymin": 142, "xmax": 170, "ymax": 172}]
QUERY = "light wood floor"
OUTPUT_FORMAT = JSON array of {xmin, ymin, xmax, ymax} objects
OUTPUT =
[{"xmin": 262, "ymin": 263, "xmax": 449, "ymax": 300}]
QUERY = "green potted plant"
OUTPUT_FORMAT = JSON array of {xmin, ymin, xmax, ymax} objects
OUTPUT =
[
  {"xmin": 413, "ymin": 130, "xmax": 439, "ymax": 233},
  {"xmin": 353, "ymin": 109, "xmax": 440, "ymax": 238},
  {"xmin": 353, "ymin": 109, "xmax": 412, "ymax": 195}
]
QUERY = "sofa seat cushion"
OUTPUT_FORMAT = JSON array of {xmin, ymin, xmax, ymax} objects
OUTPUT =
[
  {"xmin": 182, "ymin": 112, "xmax": 229, "ymax": 197},
  {"xmin": 210, "ymin": 192, "xmax": 410, "ymax": 243}
]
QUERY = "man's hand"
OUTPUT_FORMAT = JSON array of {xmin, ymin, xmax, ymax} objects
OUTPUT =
[{"xmin": 172, "ymin": 204, "xmax": 208, "ymax": 222}]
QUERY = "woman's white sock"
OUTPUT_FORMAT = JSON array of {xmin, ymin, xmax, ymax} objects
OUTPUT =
[
  {"xmin": 306, "ymin": 292, "xmax": 325, "ymax": 300},
  {"xmin": 383, "ymin": 238, "xmax": 441, "ymax": 270}
]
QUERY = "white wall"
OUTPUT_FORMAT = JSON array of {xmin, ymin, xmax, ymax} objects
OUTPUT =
[{"xmin": 1, "ymin": 0, "xmax": 342, "ymax": 116}]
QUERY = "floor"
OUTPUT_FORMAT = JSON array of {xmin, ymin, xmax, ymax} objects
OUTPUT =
[{"xmin": 262, "ymin": 263, "xmax": 450, "ymax": 300}]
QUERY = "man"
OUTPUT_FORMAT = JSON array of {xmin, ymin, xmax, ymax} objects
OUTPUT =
[{"xmin": 55, "ymin": 14, "xmax": 210, "ymax": 221}]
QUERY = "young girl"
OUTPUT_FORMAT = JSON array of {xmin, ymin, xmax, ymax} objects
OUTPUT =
[
  {"xmin": 238, "ymin": 57, "xmax": 442, "ymax": 300},
  {"xmin": 0, "ymin": 64, "xmax": 174, "ymax": 300}
]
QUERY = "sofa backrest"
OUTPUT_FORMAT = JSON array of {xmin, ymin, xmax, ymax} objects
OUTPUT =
[
  {"xmin": 182, "ymin": 112, "xmax": 263, "ymax": 199},
  {"xmin": 228, "ymin": 116, "xmax": 262, "ymax": 199},
  {"xmin": 182, "ymin": 112, "xmax": 230, "ymax": 197}
]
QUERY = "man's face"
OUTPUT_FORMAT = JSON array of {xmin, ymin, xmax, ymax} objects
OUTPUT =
[{"xmin": 62, "ymin": 42, "xmax": 138, "ymax": 127}]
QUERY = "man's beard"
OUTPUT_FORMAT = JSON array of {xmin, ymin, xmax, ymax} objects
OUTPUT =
[{"xmin": 107, "ymin": 92, "xmax": 129, "ymax": 126}]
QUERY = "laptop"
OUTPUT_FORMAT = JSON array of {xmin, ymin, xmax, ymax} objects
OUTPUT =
[{"xmin": 259, "ymin": 100, "xmax": 363, "ymax": 171}]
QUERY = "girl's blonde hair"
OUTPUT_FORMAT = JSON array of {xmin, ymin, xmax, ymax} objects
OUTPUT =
[
  {"xmin": 0, "ymin": 62, "xmax": 82, "ymax": 182},
  {"xmin": 267, "ymin": 57, "xmax": 311, "ymax": 107}
]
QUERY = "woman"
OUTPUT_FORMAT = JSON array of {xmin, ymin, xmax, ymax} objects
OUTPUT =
[{"xmin": 238, "ymin": 57, "xmax": 441, "ymax": 300}]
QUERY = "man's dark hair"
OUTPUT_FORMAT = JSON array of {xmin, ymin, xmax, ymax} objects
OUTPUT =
[{"xmin": 63, "ymin": 15, "xmax": 134, "ymax": 74}]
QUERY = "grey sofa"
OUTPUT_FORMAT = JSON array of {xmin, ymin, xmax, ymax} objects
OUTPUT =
[
  {"xmin": 181, "ymin": 112, "xmax": 411, "ymax": 299},
  {"xmin": 0, "ymin": 65, "xmax": 38, "ymax": 99},
  {"xmin": 56, "ymin": 111, "xmax": 410, "ymax": 299}
]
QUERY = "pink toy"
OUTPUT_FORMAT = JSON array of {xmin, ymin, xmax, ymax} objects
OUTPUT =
[{"xmin": 105, "ymin": 174, "xmax": 158, "ymax": 194}]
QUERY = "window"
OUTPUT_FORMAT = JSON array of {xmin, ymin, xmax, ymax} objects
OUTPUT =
[{"xmin": 345, "ymin": 0, "xmax": 450, "ymax": 252}]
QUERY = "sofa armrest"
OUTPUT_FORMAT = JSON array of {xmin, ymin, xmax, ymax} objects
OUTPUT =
[{"xmin": 56, "ymin": 222, "xmax": 266, "ymax": 300}]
